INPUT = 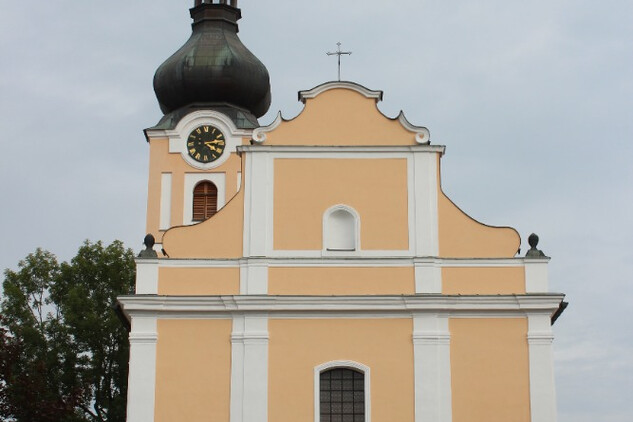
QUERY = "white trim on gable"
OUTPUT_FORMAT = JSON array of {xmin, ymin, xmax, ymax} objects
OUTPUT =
[{"xmin": 300, "ymin": 81, "xmax": 383, "ymax": 103}]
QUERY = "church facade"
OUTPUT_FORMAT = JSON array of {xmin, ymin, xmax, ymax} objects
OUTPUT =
[{"xmin": 118, "ymin": 2, "xmax": 566, "ymax": 422}]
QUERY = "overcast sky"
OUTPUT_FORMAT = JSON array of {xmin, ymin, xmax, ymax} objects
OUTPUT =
[{"xmin": 1, "ymin": 1, "xmax": 631, "ymax": 420}]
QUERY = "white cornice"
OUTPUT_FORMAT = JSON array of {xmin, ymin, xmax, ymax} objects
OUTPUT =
[
  {"xmin": 118, "ymin": 294, "xmax": 565, "ymax": 318},
  {"xmin": 144, "ymin": 256, "xmax": 529, "ymax": 268},
  {"xmin": 236, "ymin": 145, "xmax": 446, "ymax": 154},
  {"xmin": 298, "ymin": 82, "xmax": 383, "ymax": 103}
]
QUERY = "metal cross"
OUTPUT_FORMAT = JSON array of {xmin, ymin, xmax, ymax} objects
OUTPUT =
[{"xmin": 326, "ymin": 42, "xmax": 352, "ymax": 81}]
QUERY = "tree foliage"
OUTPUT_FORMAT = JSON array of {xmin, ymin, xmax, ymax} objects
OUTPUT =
[{"xmin": 0, "ymin": 240, "xmax": 135, "ymax": 422}]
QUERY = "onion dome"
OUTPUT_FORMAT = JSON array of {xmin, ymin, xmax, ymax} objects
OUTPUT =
[{"xmin": 153, "ymin": 1, "xmax": 271, "ymax": 126}]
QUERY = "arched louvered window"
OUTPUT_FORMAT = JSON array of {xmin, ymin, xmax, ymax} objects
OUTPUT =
[
  {"xmin": 320, "ymin": 368, "xmax": 365, "ymax": 422},
  {"xmin": 192, "ymin": 181, "xmax": 218, "ymax": 221}
]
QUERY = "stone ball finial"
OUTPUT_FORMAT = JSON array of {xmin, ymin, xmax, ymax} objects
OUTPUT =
[
  {"xmin": 526, "ymin": 233, "xmax": 546, "ymax": 258},
  {"xmin": 138, "ymin": 234, "xmax": 158, "ymax": 258}
]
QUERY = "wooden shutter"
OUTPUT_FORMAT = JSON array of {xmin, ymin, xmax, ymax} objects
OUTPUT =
[{"xmin": 192, "ymin": 181, "xmax": 218, "ymax": 221}]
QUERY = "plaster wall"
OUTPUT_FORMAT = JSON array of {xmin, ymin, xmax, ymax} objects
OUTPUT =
[
  {"xmin": 273, "ymin": 158, "xmax": 409, "ymax": 251},
  {"xmin": 154, "ymin": 319, "xmax": 232, "ymax": 422},
  {"xmin": 268, "ymin": 318, "xmax": 415, "ymax": 422},
  {"xmin": 449, "ymin": 318, "xmax": 531, "ymax": 422},
  {"xmin": 442, "ymin": 266, "xmax": 525, "ymax": 294},
  {"xmin": 437, "ymin": 191, "xmax": 520, "ymax": 258},
  {"xmin": 161, "ymin": 181, "xmax": 245, "ymax": 258},
  {"xmin": 263, "ymin": 89, "xmax": 419, "ymax": 146},
  {"xmin": 268, "ymin": 267, "xmax": 414, "ymax": 295},
  {"xmin": 157, "ymin": 267, "xmax": 240, "ymax": 295}
]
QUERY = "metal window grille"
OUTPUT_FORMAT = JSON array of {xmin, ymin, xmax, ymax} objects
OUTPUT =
[{"xmin": 320, "ymin": 368, "xmax": 365, "ymax": 422}]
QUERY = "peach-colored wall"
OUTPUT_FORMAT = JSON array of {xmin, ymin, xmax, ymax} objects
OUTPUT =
[
  {"xmin": 268, "ymin": 267, "xmax": 414, "ymax": 295},
  {"xmin": 158, "ymin": 267, "xmax": 240, "ymax": 295},
  {"xmin": 438, "ymin": 191, "xmax": 520, "ymax": 258},
  {"xmin": 274, "ymin": 158, "xmax": 409, "ymax": 250},
  {"xmin": 269, "ymin": 319, "xmax": 415, "ymax": 422},
  {"xmin": 442, "ymin": 267, "xmax": 525, "ymax": 295},
  {"xmin": 450, "ymin": 318, "xmax": 531, "ymax": 422},
  {"xmin": 155, "ymin": 319, "xmax": 232, "ymax": 422},
  {"xmin": 145, "ymin": 137, "xmax": 242, "ymax": 241},
  {"xmin": 264, "ymin": 89, "xmax": 419, "ymax": 146},
  {"xmin": 161, "ymin": 171, "xmax": 245, "ymax": 259}
]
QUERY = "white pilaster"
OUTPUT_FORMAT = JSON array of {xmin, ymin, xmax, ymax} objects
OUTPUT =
[
  {"xmin": 243, "ymin": 152, "xmax": 273, "ymax": 257},
  {"xmin": 230, "ymin": 314, "xmax": 269, "ymax": 422},
  {"xmin": 525, "ymin": 258, "xmax": 550, "ymax": 293},
  {"xmin": 126, "ymin": 316, "xmax": 157, "ymax": 422},
  {"xmin": 527, "ymin": 313, "xmax": 557, "ymax": 422},
  {"xmin": 135, "ymin": 259, "xmax": 159, "ymax": 294},
  {"xmin": 414, "ymin": 259, "xmax": 442, "ymax": 293},
  {"xmin": 413, "ymin": 153, "xmax": 439, "ymax": 257},
  {"xmin": 159, "ymin": 173, "xmax": 172, "ymax": 230},
  {"xmin": 413, "ymin": 314, "xmax": 452, "ymax": 422},
  {"xmin": 239, "ymin": 260, "xmax": 269, "ymax": 294}
]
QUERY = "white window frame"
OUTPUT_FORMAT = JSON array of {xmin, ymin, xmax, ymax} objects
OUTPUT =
[
  {"xmin": 322, "ymin": 204, "xmax": 361, "ymax": 255},
  {"xmin": 314, "ymin": 360, "xmax": 371, "ymax": 422}
]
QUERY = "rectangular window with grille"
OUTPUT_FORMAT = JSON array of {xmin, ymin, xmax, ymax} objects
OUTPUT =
[{"xmin": 320, "ymin": 368, "xmax": 365, "ymax": 422}]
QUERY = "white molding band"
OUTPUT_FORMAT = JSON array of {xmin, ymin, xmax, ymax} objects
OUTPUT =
[
  {"xmin": 159, "ymin": 173, "xmax": 172, "ymax": 230},
  {"xmin": 230, "ymin": 314, "xmax": 269, "ymax": 422},
  {"xmin": 237, "ymin": 145, "xmax": 446, "ymax": 154},
  {"xmin": 314, "ymin": 360, "xmax": 371, "ymax": 422},
  {"xmin": 126, "ymin": 316, "xmax": 157, "ymax": 422},
  {"xmin": 528, "ymin": 314, "xmax": 558, "ymax": 422},
  {"xmin": 413, "ymin": 314, "xmax": 452, "ymax": 422},
  {"xmin": 150, "ymin": 257, "xmax": 528, "ymax": 268}
]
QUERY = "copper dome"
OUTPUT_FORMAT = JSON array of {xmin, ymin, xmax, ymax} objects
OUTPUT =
[{"xmin": 153, "ymin": 2, "xmax": 271, "ymax": 119}]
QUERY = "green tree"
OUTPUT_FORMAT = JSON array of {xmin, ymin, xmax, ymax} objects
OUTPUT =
[{"xmin": 0, "ymin": 240, "xmax": 135, "ymax": 422}]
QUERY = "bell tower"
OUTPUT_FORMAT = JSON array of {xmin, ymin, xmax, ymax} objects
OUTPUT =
[
  {"xmin": 144, "ymin": 0, "xmax": 271, "ymax": 249},
  {"xmin": 119, "ymin": 2, "xmax": 566, "ymax": 422}
]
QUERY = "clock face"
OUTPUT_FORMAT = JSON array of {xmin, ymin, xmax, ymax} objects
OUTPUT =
[{"xmin": 186, "ymin": 125, "xmax": 226, "ymax": 163}]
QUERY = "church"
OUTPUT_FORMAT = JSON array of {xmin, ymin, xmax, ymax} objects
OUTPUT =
[{"xmin": 117, "ymin": 1, "xmax": 566, "ymax": 422}]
